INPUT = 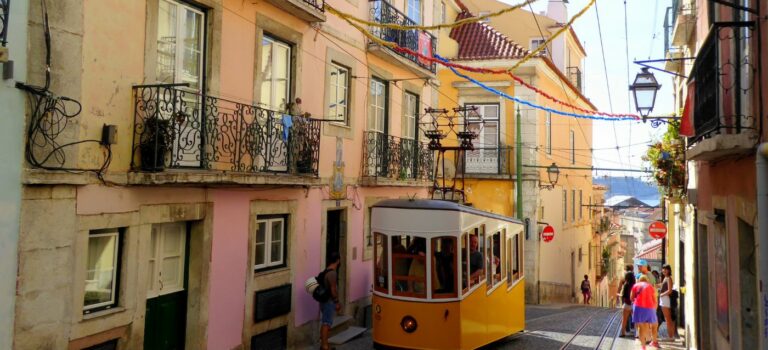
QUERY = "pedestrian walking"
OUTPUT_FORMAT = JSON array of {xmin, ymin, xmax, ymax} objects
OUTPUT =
[
  {"xmin": 319, "ymin": 252, "xmax": 342, "ymax": 350},
  {"xmin": 631, "ymin": 275, "xmax": 659, "ymax": 349},
  {"xmin": 618, "ymin": 264, "xmax": 636, "ymax": 337},
  {"xmin": 659, "ymin": 264, "xmax": 677, "ymax": 340},
  {"xmin": 581, "ymin": 275, "xmax": 592, "ymax": 304}
]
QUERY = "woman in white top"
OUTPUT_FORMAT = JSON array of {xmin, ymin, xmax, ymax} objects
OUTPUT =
[{"xmin": 658, "ymin": 264, "xmax": 676, "ymax": 339}]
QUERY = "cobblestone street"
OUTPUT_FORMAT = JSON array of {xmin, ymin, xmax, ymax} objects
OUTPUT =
[{"xmin": 337, "ymin": 305, "xmax": 688, "ymax": 350}]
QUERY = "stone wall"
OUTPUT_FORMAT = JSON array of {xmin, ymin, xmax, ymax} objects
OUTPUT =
[{"xmin": 538, "ymin": 281, "xmax": 573, "ymax": 304}]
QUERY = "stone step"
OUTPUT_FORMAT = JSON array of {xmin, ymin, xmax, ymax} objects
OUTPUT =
[
  {"xmin": 328, "ymin": 326, "xmax": 367, "ymax": 345},
  {"xmin": 331, "ymin": 315, "xmax": 353, "ymax": 330}
]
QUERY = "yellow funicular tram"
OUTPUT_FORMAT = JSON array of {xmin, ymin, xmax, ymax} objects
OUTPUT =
[{"xmin": 371, "ymin": 199, "xmax": 526, "ymax": 349}]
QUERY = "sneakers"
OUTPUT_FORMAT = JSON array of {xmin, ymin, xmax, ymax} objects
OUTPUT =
[{"xmin": 651, "ymin": 341, "xmax": 661, "ymax": 348}]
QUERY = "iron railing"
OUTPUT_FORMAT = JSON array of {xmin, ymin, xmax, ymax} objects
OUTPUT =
[
  {"xmin": 0, "ymin": 0, "xmax": 9, "ymax": 47},
  {"xmin": 369, "ymin": 0, "xmax": 436, "ymax": 73},
  {"xmin": 463, "ymin": 145, "xmax": 512, "ymax": 175},
  {"xmin": 689, "ymin": 26, "xmax": 755, "ymax": 144},
  {"xmin": 131, "ymin": 84, "xmax": 321, "ymax": 176},
  {"xmin": 302, "ymin": 0, "xmax": 324, "ymax": 12},
  {"xmin": 363, "ymin": 131, "xmax": 433, "ymax": 181},
  {"xmin": 566, "ymin": 67, "xmax": 582, "ymax": 92}
]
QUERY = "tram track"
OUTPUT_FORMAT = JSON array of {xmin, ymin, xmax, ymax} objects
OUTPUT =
[{"xmin": 559, "ymin": 308, "xmax": 622, "ymax": 350}]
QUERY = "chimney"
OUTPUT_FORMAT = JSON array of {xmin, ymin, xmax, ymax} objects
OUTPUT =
[{"xmin": 546, "ymin": 0, "xmax": 568, "ymax": 22}]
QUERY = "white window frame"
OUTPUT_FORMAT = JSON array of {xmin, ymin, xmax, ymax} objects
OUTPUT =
[
  {"xmin": 84, "ymin": 229, "xmax": 121, "ymax": 314},
  {"xmin": 260, "ymin": 35, "xmax": 292, "ymax": 111},
  {"xmin": 156, "ymin": 0, "xmax": 205, "ymax": 91},
  {"xmin": 328, "ymin": 62, "xmax": 350, "ymax": 125},
  {"xmin": 147, "ymin": 222, "xmax": 187, "ymax": 298},
  {"xmin": 403, "ymin": 92, "xmax": 419, "ymax": 140},
  {"xmin": 406, "ymin": 0, "xmax": 422, "ymax": 24},
  {"xmin": 254, "ymin": 216, "xmax": 287, "ymax": 271},
  {"xmin": 369, "ymin": 78, "xmax": 388, "ymax": 133},
  {"xmin": 530, "ymin": 38, "xmax": 548, "ymax": 56}
]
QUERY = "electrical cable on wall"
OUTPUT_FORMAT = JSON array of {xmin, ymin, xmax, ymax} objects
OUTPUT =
[{"xmin": 17, "ymin": 0, "xmax": 112, "ymax": 181}]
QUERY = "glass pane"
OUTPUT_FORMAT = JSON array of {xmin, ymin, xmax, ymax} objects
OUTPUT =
[
  {"xmin": 484, "ymin": 105, "xmax": 499, "ymax": 119},
  {"xmin": 260, "ymin": 39, "xmax": 274, "ymax": 108},
  {"xmin": 150, "ymin": 229, "xmax": 158, "ymax": 258},
  {"xmin": 163, "ymin": 228, "xmax": 182, "ymax": 255},
  {"xmin": 270, "ymin": 241, "xmax": 282, "ymax": 263},
  {"xmin": 84, "ymin": 234, "xmax": 117, "ymax": 308},
  {"xmin": 275, "ymin": 45, "xmax": 289, "ymax": 79},
  {"xmin": 465, "ymin": 228, "xmax": 484, "ymax": 289},
  {"xmin": 161, "ymin": 256, "xmax": 180, "ymax": 287},
  {"xmin": 181, "ymin": 8, "xmax": 203, "ymax": 89},
  {"xmin": 374, "ymin": 233, "xmax": 389, "ymax": 293},
  {"xmin": 274, "ymin": 79, "xmax": 288, "ymax": 111},
  {"xmin": 490, "ymin": 232, "xmax": 501, "ymax": 285},
  {"xmin": 156, "ymin": 0, "xmax": 177, "ymax": 84},
  {"xmin": 256, "ymin": 222, "xmax": 266, "ymax": 244},
  {"xmin": 255, "ymin": 242, "xmax": 266, "ymax": 266},
  {"xmin": 432, "ymin": 237, "xmax": 457, "ymax": 298},
  {"xmin": 147, "ymin": 260, "xmax": 155, "ymax": 291},
  {"xmin": 271, "ymin": 220, "xmax": 283, "ymax": 242}
]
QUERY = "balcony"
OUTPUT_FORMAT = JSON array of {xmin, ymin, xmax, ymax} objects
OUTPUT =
[
  {"xmin": 1, "ymin": 0, "xmax": 8, "ymax": 49},
  {"xmin": 670, "ymin": 0, "xmax": 695, "ymax": 46},
  {"xmin": 566, "ymin": 67, "xmax": 582, "ymax": 92},
  {"xmin": 130, "ymin": 84, "xmax": 321, "ymax": 184},
  {"xmin": 362, "ymin": 131, "xmax": 433, "ymax": 186},
  {"xmin": 259, "ymin": 0, "xmax": 326, "ymax": 22},
  {"xmin": 686, "ymin": 28, "xmax": 757, "ymax": 161},
  {"xmin": 463, "ymin": 145, "xmax": 513, "ymax": 178},
  {"xmin": 368, "ymin": 0, "xmax": 436, "ymax": 75}
]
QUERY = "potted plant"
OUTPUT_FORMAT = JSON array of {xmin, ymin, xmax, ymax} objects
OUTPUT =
[
  {"xmin": 140, "ymin": 116, "xmax": 172, "ymax": 172},
  {"xmin": 643, "ymin": 120, "xmax": 686, "ymax": 197}
]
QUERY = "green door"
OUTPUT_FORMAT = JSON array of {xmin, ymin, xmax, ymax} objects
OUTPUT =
[{"xmin": 144, "ymin": 222, "xmax": 189, "ymax": 350}]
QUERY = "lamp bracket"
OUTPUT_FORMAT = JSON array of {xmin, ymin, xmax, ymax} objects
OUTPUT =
[{"xmin": 633, "ymin": 58, "xmax": 697, "ymax": 79}]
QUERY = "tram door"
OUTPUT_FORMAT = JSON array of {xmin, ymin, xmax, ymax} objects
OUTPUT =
[{"xmin": 326, "ymin": 209, "xmax": 347, "ymax": 304}]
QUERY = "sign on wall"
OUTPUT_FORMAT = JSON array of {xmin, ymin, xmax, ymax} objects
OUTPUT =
[{"xmin": 542, "ymin": 225, "xmax": 555, "ymax": 243}]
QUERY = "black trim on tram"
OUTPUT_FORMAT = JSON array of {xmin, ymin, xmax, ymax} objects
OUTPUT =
[
  {"xmin": 372, "ymin": 199, "xmax": 523, "ymax": 225},
  {"xmin": 373, "ymin": 342, "xmax": 413, "ymax": 350}
]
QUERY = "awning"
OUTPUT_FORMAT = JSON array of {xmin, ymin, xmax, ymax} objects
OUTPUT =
[{"xmin": 680, "ymin": 79, "xmax": 695, "ymax": 137}]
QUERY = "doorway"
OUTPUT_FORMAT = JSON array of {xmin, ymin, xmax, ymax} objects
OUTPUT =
[
  {"xmin": 570, "ymin": 251, "xmax": 576, "ymax": 300},
  {"xmin": 144, "ymin": 222, "xmax": 189, "ymax": 350},
  {"xmin": 696, "ymin": 223, "xmax": 711, "ymax": 350},
  {"xmin": 326, "ymin": 209, "xmax": 347, "ymax": 304},
  {"xmin": 738, "ymin": 219, "xmax": 758, "ymax": 350}
]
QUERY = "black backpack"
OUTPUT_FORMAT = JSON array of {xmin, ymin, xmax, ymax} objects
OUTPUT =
[{"xmin": 312, "ymin": 268, "xmax": 331, "ymax": 302}]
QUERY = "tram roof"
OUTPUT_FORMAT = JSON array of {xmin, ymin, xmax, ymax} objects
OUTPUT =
[{"xmin": 372, "ymin": 199, "xmax": 522, "ymax": 224}]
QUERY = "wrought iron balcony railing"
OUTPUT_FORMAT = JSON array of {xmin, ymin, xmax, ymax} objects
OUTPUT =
[
  {"xmin": 301, "ymin": 0, "xmax": 324, "ymax": 12},
  {"xmin": 363, "ymin": 131, "xmax": 433, "ymax": 181},
  {"xmin": 131, "ymin": 84, "xmax": 321, "ymax": 176},
  {"xmin": 369, "ymin": 0, "xmax": 436, "ymax": 73},
  {"xmin": 689, "ymin": 26, "xmax": 755, "ymax": 144},
  {"xmin": 567, "ymin": 67, "xmax": 582, "ymax": 92},
  {"xmin": 1, "ymin": 0, "xmax": 9, "ymax": 47},
  {"xmin": 463, "ymin": 145, "xmax": 512, "ymax": 175}
]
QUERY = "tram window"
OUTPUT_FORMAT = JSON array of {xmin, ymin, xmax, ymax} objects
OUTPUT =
[
  {"xmin": 392, "ymin": 235, "xmax": 427, "ymax": 298},
  {"xmin": 506, "ymin": 231, "xmax": 512, "ymax": 286},
  {"xmin": 512, "ymin": 233, "xmax": 521, "ymax": 281},
  {"xmin": 487, "ymin": 231, "xmax": 503, "ymax": 288},
  {"xmin": 374, "ymin": 233, "xmax": 389, "ymax": 293},
  {"xmin": 432, "ymin": 236, "xmax": 457, "ymax": 298},
  {"xmin": 462, "ymin": 227, "xmax": 484, "ymax": 294}
]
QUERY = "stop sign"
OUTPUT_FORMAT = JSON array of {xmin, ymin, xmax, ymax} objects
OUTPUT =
[
  {"xmin": 542, "ymin": 225, "xmax": 555, "ymax": 242},
  {"xmin": 649, "ymin": 221, "xmax": 667, "ymax": 239}
]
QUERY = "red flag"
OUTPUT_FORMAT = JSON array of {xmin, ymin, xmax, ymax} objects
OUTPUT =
[
  {"xmin": 679, "ymin": 80, "xmax": 695, "ymax": 137},
  {"xmin": 418, "ymin": 32, "xmax": 432, "ymax": 66}
]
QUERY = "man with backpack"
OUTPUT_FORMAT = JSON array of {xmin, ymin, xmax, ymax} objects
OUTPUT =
[{"xmin": 318, "ymin": 252, "xmax": 341, "ymax": 350}]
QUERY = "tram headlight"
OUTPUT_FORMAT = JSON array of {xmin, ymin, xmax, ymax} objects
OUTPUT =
[{"xmin": 400, "ymin": 315, "xmax": 418, "ymax": 333}]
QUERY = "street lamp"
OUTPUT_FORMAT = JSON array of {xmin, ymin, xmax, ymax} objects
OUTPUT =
[
  {"xmin": 540, "ymin": 162, "xmax": 560, "ymax": 190},
  {"xmin": 629, "ymin": 68, "xmax": 661, "ymax": 119}
]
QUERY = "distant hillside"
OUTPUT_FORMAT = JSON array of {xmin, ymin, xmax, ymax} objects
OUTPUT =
[{"xmin": 593, "ymin": 176, "xmax": 661, "ymax": 206}]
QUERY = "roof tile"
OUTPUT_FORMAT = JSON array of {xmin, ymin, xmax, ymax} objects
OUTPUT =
[{"xmin": 449, "ymin": 11, "xmax": 529, "ymax": 60}]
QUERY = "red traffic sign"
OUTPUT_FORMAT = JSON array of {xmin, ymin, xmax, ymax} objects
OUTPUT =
[
  {"xmin": 649, "ymin": 221, "xmax": 667, "ymax": 239},
  {"xmin": 542, "ymin": 225, "xmax": 555, "ymax": 243}
]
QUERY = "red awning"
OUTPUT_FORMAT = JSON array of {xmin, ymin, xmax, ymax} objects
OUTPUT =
[{"xmin": 680, "ymin": 79, "xmax": 695, "ymax": 137}]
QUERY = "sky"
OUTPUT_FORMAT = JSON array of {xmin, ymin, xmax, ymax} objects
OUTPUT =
[{"xmin": 504, "ymin": 0, "xmax": 675, "ymax": 179}]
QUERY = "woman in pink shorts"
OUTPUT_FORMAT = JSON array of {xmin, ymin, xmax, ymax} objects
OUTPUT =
[{"xmin": 631, "ymin": 275, "xmax": 659, "ymax": 349}]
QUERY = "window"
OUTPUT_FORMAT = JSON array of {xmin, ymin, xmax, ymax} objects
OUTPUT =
[
  {"xmin": 391, "ymin": 235, "xmax": 427, "ymax": 298},
  {"xmin": 569, "ymin": 129, "xmax": 575, "ymax": 164},
  {"xmin": 462, "ymin": 226, "xmax": 485, "ymax": 294},
  {"xmin": 563, "ymin": 190, "xmax": 568, "ymax": 223},
  {"xmin": 328, "ymin": 62, "xmax": 350, "ymax": 124},
  {"xmin": 579, "ymin": 246, "xmax": 583, "ymax": 263},
  {"xmin": 255, "ymin": 216, "xmax": 287, "ymax": 271},
  {"xmin": 260, "ymin": 35, "xmax": 292, "ymax": 111},
  {"xmin": 403, "ymin": 92, "xmax": 419, "ymax": 140},
  {"xmin": 507, "ymin": 231, "xmax": 522, "ymax": 287},
  {"xmin": 406, "ymin": 0, "xmax": 422, "ymax": 24},
  {"xmin": 572, "ymin": 190, "xmax": 576, "ymax": 222},
  {"xmin": 545, "ymin": 112, "xmax": 552, "ymax": 154},
  {"xmin": 432, "ymin": 236, "xmax": 458, "ymax": 298},
  {"xmin": 530, "ymin": 38, "xmax": 548, "ymax": 56},
  {"xmin": 579, "ymin": 190, "xmax": 583, "ymax": 220},
  {"xmin": 84, "ymin": 229, "xmax": 122, "ymax": 314},
  {"xmin": 368, "ymin": 78, "xmax": 388, "ymax": 132},
  {"xmin": 465, "ymin": 104, "xmax": 500, "ymax": 173},
  {"xmin": 486, "ymin": 230, "xmax": 504, "ymax": 289},
  {"xmin": 440, "ymin": 1, "xmax": 446, "ymax": 24},
  {"xmin": 156, "ymin": 0, "xmax": 205, "ymax": 90},
  {"xmin": 147, "ymin": 222, "xmax": 186, "ymax": 297},
  {"xmin": 374, "ymin": 232, "xmax": 389, "ymax": 293}
]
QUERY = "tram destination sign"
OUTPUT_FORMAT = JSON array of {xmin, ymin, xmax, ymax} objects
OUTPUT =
[{"xmin": 542, "ymin": 225, "xmax": 555, "ymax": 243}]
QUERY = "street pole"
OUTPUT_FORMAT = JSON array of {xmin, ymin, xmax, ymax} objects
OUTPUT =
[
  {"xmin": 661, "ymin": 198, "xmax": 666, "ymax": 266},
  {"xmin": 516, "ymin": 107, "xmax": 523, "ymax": 220}
]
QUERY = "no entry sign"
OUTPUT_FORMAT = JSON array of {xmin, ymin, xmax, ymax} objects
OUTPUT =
[
  {"xmin": 542, "ymin": 225, "xmax": 555, "ymax": 243},
  {"xmin": 649, "ymin": 221, "xmax": 667, "ymax": 239}
]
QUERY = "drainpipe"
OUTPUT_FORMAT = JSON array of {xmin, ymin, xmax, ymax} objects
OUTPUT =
[
  {"xmin": 516, "ymin": 107, "xmax": 523, "ymax": 220},
  {"xmin": 757, "ymin": 143, "xmax": 768, "ymax": 350}
]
